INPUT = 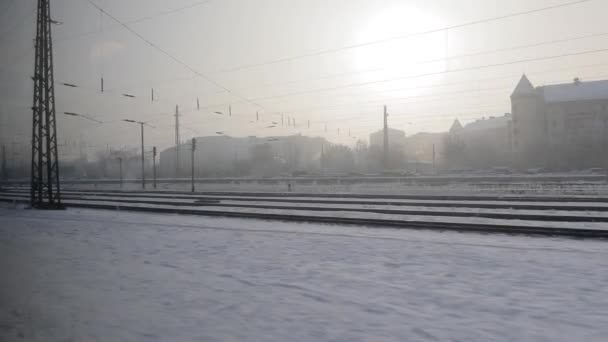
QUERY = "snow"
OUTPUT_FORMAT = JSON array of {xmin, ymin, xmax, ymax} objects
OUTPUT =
[
  {"xmin": 4, "ymin": 192, "xmax": 608, "ymax": 230},
  {"xmin": 5, "ymin": 176, "xmax": 608, "ymax": 197},
  {"xmin": 8, "ymin": 198, "xmax": 608, "ymax": 230},
  {"xmin": 1, "ymin": 207, "xmax": 608, "ymax": 341},
  {"xmin": 541, "ymin": 79, "xmax": 608, "ymax": 103}
]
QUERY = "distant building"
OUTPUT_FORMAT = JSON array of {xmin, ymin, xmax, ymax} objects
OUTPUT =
[
  {"xmin": 452, "ymin": 114, "xmax": 512, "ymax": 154},
  {"xmin": 369, "ymin": 128, "xmax": 407, "ymax": 170},
  {"xmin": 404, "ymin": 132, "xmax": 446, "ymax": 165},
  {"xmin": 446, "ymin": 114, "xmax": 512, "ymax": 169},
  {"xmin": 511, "ymin": 75, "xmax": 608, "ymax": 169},
  {"xmin": 369, "ymin": 128, "xmax": 406, "ymax": 149},
  {"xmin": 158, "ymin": 135, "xmax": 327, "ymax": 177}
]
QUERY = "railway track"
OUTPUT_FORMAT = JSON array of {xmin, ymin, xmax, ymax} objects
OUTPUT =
[
  {"xmin": 2, "ymin": 189, "xmax": 608, "ymax": 238},
  {"xmin": 2, "ymin": 191, "xmax": 608, "ymax": 223},
  {"xmin": 14, "ymin": 187, "xmax": 608, "ymax": 202}
]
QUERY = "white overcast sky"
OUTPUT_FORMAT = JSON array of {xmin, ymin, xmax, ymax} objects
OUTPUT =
[{"xmin": 1, "ymin": 0, "xmax": 608, "ymax": 153}]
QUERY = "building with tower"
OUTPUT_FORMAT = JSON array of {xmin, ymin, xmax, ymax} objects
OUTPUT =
[{"xmin": 511, "ymin": 75, "xmax": 608, "ymax": 169}]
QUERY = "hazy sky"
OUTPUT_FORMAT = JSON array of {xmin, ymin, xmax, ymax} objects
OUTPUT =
[{"xmin": 1, "ymin": 0, "xmax": 608, "ymax": 155}]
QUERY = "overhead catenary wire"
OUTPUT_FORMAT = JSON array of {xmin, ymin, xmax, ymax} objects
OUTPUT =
[
  {"xmin": 221, "ymin": 46, "xmax": 608, "ymax": 106},
  {"xmin": 22, "ymin": 1, "xmax": 604, "ymax": 150},
  {"xmin": 212, "ymin": 0, "xmax": 594, "ymax": 74},
  {"xmin": 55, "ymin": 55, "xmax": 608, "ymax": 124},
  {"xmin": 33, "ymin": 17, "xmax": 608, "ymax": 124},
  {"xmin": 54, "ymin": 0, "xmax": 214, "ymax": 43},
  {"xmin": 254, "ymin": 61, "xmax": 608, "ymax": 116},
  {"xmin": 47, "ymin": 27, "xmax": 608, "ymax": 120},
  {"xmin": 85, "ymin": 0, "xmax": 263, "ymax": 110},
  {"xmin": 220, "ymin": 30, "xmax": 608, "ymax": 95}
]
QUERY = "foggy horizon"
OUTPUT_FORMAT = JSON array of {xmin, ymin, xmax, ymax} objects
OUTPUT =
[{"xmin": 2, "ymin": 0, "xmax": 608, "ymax": 155}]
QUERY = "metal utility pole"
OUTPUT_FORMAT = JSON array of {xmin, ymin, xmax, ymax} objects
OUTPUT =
[
  {"xmin": 152, "ymin": 146, "xmax": 157, "ymax": 189},
  {"xmin": 320, "ymin": 143, "xmax": 324, "ymax": 174},
  {"xmin": 117, "ymin": 157, "xmax": 123, "ymax": 188},
  {"xmin": 191, "ymin": 138, "xmax": 196, "ymax": 192},
  {"xmin": 140, "ymin": 123, "xmax": 145, "ymax": 189},
  {"xmin": 383, "ymin": 105, "xmax": 389, "ymax": 171},
  {"xmin": 123, "ymin": 119, "xmax": 152, "ymax": 189},
  {"xmin": 31, "ymin": 0, "xmax": 62, "ymax": 209},
  {"xmin": 175, "ymin": 104, "xmax": 180, "ymax": 178}
]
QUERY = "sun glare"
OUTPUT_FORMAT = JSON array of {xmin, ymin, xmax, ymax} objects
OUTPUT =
[{"xmin": 355, "ymin": 5, "xmax": 447, "ymax": 96}]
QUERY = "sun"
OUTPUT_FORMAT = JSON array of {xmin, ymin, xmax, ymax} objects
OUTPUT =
[{"xmin": 355, "ymin": 5, "xmax": 447, "ymax": 96}]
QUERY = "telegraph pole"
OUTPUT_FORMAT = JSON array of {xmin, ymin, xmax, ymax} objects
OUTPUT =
[
  {"xmin": 152, "ymin": 146, "xmax": 157, "ymax": 189},
  {"xmin": 117, "ymin": 157, "xmax": 123, "ymax": 188},
  {"xmin": 320, "ymin": 143, "xmax": 324, "ymax": 174},
  {"xmin": 30, "ymin": 0, "xmax": 62, "ymax": 208},
  {"xmin": 123, "ymin": 119, "xmax": 151, "ymax": 189},
  {"xmin": 140, "ymin": 123, "xmax": 145, "ymax": 189},
  {"xmin": 383, "ymin": 105, "xmax": 389, "ymax": 171},
  {"xmin": 191, "ymin": 138, "xmax": 196, "ymax": 192},
  {"xmin": 175, "ymin": 105, "xmax": 180, "ymax": 178}
]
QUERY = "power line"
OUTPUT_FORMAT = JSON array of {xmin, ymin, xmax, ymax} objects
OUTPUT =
[
  {"xmin": 55, "ymin": 0, "xmax": 213, "ymax": 43},
  {"xmin": 234, "ymin": 60, "xmax": 608, "ymax": 116},
  {"xmin": 229, "ymin": 67, "xmax": 606, "ymax": 130},
  {"xmin": 224, "ymin": 30, "xmax": 608, "ymax": 94},
  {"xmin": 46, "ymin": 5, "xmax": 607, "ymax": 117},
  {"xmin": 85, "ymin": 0, "xmax": 262, "ymax": 109},
  {"xmin": 58, "ymin": 28, "xmax": 608, "ymax": 104},
  {"xmin": 246, "ymin": 46, "xmax": 608, "ymax": 103},
  {"xmin": 126, "ymin": 0, "xmax": 213, "ymax": 25},
  {"xmin": 213, "ymin": 0, "xmax": 594, "ymax": 74},
  {"xmin": 52, "ymin": 53, "xmax": 608, "ymax": 125},
  {"xmin": 307, "ymin": 73, "xmax": 608, "ymax": 132}
]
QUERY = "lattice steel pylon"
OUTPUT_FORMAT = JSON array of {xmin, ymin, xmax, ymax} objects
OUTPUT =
[{"xmin": 30, "ymin": 0, "xmax": 63, "ymax": 209}]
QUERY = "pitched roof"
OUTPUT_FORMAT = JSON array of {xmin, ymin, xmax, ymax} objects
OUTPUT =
[
  {"xmin": 540, "ymin": 79, "xmax": 608, "ymax": 103},
  {"xmin": 511, "ymin": 74, "xmax": 537, "ymax": 97},
  {"xmin": 463, "ymin": 114, "xmax": 511, "ymax": 132},
  {"xmin": 449, "ymin": 119, "xmax": 463, "ymax": 133}
]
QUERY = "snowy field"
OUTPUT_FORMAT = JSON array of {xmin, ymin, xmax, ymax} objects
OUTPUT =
[{"xmin": 1, "ymin": 207, "xmax": 608, "ymax": 341}]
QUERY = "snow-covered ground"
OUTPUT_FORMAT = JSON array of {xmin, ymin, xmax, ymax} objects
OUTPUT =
[
  {"xmin": 49, "ymin": 178, "xmax": 608, "ymax": 196},
  {"xmin": 1, "ymin": 207, "xmax": 607, "ymax": 341}
]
